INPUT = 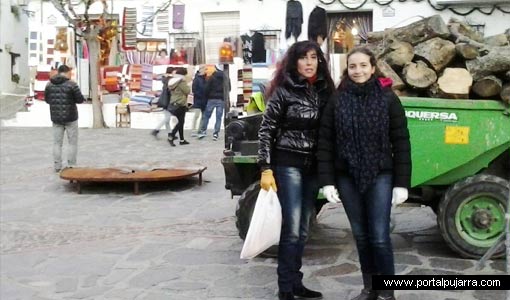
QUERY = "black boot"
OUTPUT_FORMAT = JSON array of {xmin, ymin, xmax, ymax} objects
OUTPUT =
[
  {"xmin": 167, "ymin": 133, "xmax": 176, "ymax": 147},
  {"xmin": 376, "ymin": 290, "xmax": 395, "ymax": 300},
  {"xmin": 351, "ymin": 289, "xmax": 377, "ymax": 300},
  {"xmin": 293, "ymin": 286, "xmax": 322, "ymax": 299},
  {"xmin": 278, "ymin": 291, "xmax": 295, "ymax": 300},
  {"xmin": 351, "ymin": 273, "xmax": 377, "ymax": 300}
]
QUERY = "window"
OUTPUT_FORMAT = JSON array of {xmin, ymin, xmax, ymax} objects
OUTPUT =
[
  {"xmin": 30, "ymin": 31, "xmax": 38, "ymax": 39},
  {"xmin": 30, "ymin": 43, "xmax": 37, "ymax": 51}
]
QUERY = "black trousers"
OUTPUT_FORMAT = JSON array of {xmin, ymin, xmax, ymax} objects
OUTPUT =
[{"xmin": 170, "ymin": 106, "xmax": 187, "ymax": 140}]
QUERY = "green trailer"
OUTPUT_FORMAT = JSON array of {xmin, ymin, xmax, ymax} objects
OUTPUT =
[{"xmin": 221, "ymin": 97, "xmax": 510, "ymax": 258}]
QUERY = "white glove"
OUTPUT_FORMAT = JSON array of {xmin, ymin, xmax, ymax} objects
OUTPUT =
[
  {"xmin": 322, "ymin": 185, "xmax": 341, "ymax": 203},
  {"xmin": 391, "ymin": 187, "xmax": 408, "ymax": 206}
]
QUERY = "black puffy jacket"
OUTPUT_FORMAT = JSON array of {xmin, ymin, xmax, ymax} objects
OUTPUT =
[
  {"xmin": 257, "ymin": 74, "xmax": 331, "ymax": 170},
  {"xmin": 44, "ymin": 75, "xmax": 85, "ymax": 124},
  {"xmin": 205, "ymin": 69, "xmax": 229, "ymax": 100}
]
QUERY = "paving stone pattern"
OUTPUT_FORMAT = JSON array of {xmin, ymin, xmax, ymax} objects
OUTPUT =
[{"xmin": 0, "ymin": 127, "xmax": 507, "ymax": 300}]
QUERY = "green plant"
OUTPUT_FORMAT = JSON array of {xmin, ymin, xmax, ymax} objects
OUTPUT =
[
  {"xmin": 12, "ymin": 74, "xmax": 20, "ymax": 84},
  {"xmin": 10, "ymin": 6, "xmax": 20, "ymax": 21}
]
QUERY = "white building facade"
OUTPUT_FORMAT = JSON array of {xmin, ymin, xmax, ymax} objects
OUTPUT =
[{"xmin": 0, "ymin": 0, "xmax": 30, "ymax": 94}]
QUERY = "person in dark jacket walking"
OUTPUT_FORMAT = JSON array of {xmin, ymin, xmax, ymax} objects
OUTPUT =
[
  {"xmin": 317, "ymin": 47, "xmax": 412, "ymax": 300},
  {"xmin": 190, "ymin": 65, "xmax": 207, "ymax": 137},
  {"xmin": 197, "ymin": 66, "xmax": 229, "ymax": 141},
  {"xmin": 258, "ymin": 40, "xmax": 335, "ymax": 300},
  {"xmin": 44, "ymin": 65, "xmax": 85, "ymax": 172}
]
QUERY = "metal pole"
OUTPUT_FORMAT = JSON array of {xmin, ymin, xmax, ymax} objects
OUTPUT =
[{"xmin": 223, "ymin": 63, "xmax": 230, "ymax": 147}]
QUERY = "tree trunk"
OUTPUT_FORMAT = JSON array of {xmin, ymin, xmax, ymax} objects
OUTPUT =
[
  {"xmin": 472, "ymin": 75, "xmax": 502, "ymax": 98},
  {"xmin": 500, "ymin": 83, "xmax": 510, "ymax": 104},
  {"xmin": 465, "ymin": 46, "xmax": 510, "ymax": 81},
  {"xmin": 402, "ymin": 61, "xmax": 437, "ymax": 89},
  {"xmin": 437, "ymin": 68, "xmax": 472, "ymax": 99},
  {"xmin": 414, "ymin": 37, "xmax": 456, "ymax": 72},
  {"xmin": 85, "ymin": 31, "xmax": 106, "ymax": 128},
  {"xmin": 367, "ymin": 15, "xmax": 450, "ymax": 45}
]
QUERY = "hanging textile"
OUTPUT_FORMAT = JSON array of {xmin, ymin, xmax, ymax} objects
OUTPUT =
[
  {"xmin": 308, "ymin": 6, "xmax": 328, "ymax": 45},
  {"xmin": 285, "ymin": 0, "xmax": 303, "ymax": 40},
  {"xmin": 173, "ymin": 4, "xmax": 185, "ymax": 29},
  {"xmin": 122, "ymin": 7, "xmax": 137, "ymax": 50},
  {"xmin": 251, "ymin": 32, "xmax": 266, "ymax": 63},
  {"xmin": 241, "ymin": 34, "xmax": 253, "ymax": 64},
  {"xmin": 140, "ymin": 5, "xmax": 154, "ymax": 36},
  {"xmin": 157, "ymin": 9, "xmax": 169, "ymax": 32}
]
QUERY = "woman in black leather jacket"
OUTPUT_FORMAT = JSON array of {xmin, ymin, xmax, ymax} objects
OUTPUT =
[{"xmin": 257, "ymin": 40, "xmax": 335, "ymax": 300}]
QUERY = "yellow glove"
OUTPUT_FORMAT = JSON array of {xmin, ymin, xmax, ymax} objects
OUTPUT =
[{"xmin": 260, "ymin": 169, "xmax": 277, "ymax": 192}]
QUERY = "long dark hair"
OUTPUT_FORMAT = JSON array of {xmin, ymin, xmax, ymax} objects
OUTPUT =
[
  {"xmin": 266, "ymin": 40, "xmax": 335, "ymax": 98},
  {"xmin": 338, "ymin": 46, "xmax": 383, "ymax": 90}
]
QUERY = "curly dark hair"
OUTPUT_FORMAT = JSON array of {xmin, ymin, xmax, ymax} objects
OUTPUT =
[{"xmin": 266, "ymin": 40, "xmax": 335, "ymax": 98}]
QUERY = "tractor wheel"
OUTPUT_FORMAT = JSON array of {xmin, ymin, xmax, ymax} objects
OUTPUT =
[{"xmin": 437, "ymin": 174, "xmax": 508, "ymax": 258}]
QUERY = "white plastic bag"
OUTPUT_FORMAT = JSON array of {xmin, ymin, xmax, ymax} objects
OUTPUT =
[{"xmin": 240, "ymin": 188, "xmax": 282, "ymax": 259}]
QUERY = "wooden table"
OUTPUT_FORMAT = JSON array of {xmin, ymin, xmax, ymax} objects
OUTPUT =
[{"xmin": 60, "ymin": 167, "xmax": 207, "ymax": 194}]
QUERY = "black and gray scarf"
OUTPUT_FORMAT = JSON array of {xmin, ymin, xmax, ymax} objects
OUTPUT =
[{"xmin": 335, "ymin": 76, "xmax": 390, "ymax": 193}]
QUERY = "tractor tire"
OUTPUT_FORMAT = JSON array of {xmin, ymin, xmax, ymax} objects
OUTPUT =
[{"xmin": 437, "ymin": 174, "xmax": 508, "ymax": 258}]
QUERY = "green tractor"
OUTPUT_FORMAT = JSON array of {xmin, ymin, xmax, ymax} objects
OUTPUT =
[{"xmin": 221, "ymin": 97, "xmax": 510, "ymax": 259}]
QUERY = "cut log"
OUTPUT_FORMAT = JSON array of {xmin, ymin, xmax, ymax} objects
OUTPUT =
[
  {"xmin": 383, "ymin": 41, "xmax": 414, "ymax": 68},
  {"xmin": 376, "ymin": 60, "xmax": 406, "ymax": 90},
  {"xmin": 472, "ymin": 75, "xmax": 503, "ymax": 98},
  {"xmin": 414, "ymin": 37, "xmax": 456, "ymax": 72},
  {"xmin": 465, "ymin": 46, "xmax": 510, "ymax": 80},
  {"xmin": 437, "ymin": 68, "xmax": 473, "ymax": 99},
  {"xmin": 402, "ymin": 61, "xmax": 437, "ymax": 89},
  {"xmin": 484, "ymin": 34, "xmax": 509, "ymax": 47},
  {"xmin": 455, "ymin": 43, "xmax": 478, "ymax": 60},
  {"xmin": 448, "ymin": 18, "xmax": 484, "ymax": 44},
  {"xmin": 500, "ymin": 83, "xmax": 510, "ymax": 104},
  {"xmin": 367, "ymin": 15, "xmax": 450, "ymax": 45}
]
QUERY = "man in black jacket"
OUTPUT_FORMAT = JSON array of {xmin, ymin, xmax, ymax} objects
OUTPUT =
[
  {"xmin": 197, "ymin": 66, "xmax": 229, "ymax": 141},
  {"xmin": 44, "ymin": 65, "xmax": 85, "ymax": 172}
]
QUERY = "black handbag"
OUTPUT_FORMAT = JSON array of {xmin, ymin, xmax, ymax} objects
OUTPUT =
[{"xmin": 157, "ymin": 89, "xmax": 170, "ymax": 108}]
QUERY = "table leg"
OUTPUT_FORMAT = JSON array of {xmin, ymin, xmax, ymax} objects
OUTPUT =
[
  {"xmin": 134, "ymin": 182, "xmax": 139, "ymax": 195},
  {"xmin": 76, "ymin": 182, "xmax": 82, "ymax": 194},
  {"xmin": 198, "ymin": 172, "xmax": 203, "ymax": 185}
]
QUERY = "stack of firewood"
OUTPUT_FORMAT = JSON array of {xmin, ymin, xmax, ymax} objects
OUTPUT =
[{"xmin": 366, "ymin": 15, "xmax": 510, "ymax": 103}]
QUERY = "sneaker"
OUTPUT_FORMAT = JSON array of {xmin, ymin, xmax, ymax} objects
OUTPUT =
[
  {"xmin": 197, "ymin": 133, "xmax": 206, "ymax": 139},
  {"xmin": 168, "ymin": 139, "xmax": 176, "ymax": 147},
  {"xmin": 190, "ymin": 132, "xmax": 198, "ymax": 137},
  {"xmin": 150, "ymin": 130, "xmax": 159, "ymax": 138},
  {"xmin": 212, "ymin": 134, "xmax": 219, "ymax": 141},
  {"xmin": 179, "ymin": 140, "xmax": 190, "ymax": 145}
]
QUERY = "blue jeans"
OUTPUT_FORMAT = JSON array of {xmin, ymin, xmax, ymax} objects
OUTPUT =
[
  {"xmin": 336, "ymin": 173, "xmax": 395, "ymax": 276},
  {"xmin": 199, "ymin": 99, "xmax": 224, "ymax": 136},
  {"xmin": 273, "ymin": 165, "xmax": 319, "ymax": 292}
]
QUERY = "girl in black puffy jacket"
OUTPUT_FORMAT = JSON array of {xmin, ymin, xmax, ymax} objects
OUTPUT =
[{"xmin": 257, "ymin": 41, "xmax": 335, "ymax": 300}]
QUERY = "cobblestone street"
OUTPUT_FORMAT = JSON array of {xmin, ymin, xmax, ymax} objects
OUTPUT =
[{"xmin": 0, "ymin": 127, "xmax": 506, "ymax": 300}]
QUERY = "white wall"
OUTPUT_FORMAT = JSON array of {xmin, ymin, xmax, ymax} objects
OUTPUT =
[
  {"xmin": 0, "ymin": 0, "xmax": 29, "ymax": 93},
  {"xmin": 29, "ymin": 0, "xmax": 509, "ymax": 52}
]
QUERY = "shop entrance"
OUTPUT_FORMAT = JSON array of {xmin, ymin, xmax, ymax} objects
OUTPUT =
[{"xmin": 202, "ymin": 12, "xmax": 240, "ymax": 64}]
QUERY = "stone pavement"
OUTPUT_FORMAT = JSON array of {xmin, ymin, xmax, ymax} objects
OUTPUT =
[{"xmin": 0, "ymin": 127, "xmax": 507, "ymax": 300}]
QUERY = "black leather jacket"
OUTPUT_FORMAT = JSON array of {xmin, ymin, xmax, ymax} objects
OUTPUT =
[
  {"xmin": 44, "ymin": 75, "xmax": 85, "ymax": 124},
  {"xmin": 257, "ymin": 73, "xmax": 330, "ymax": 170}
]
